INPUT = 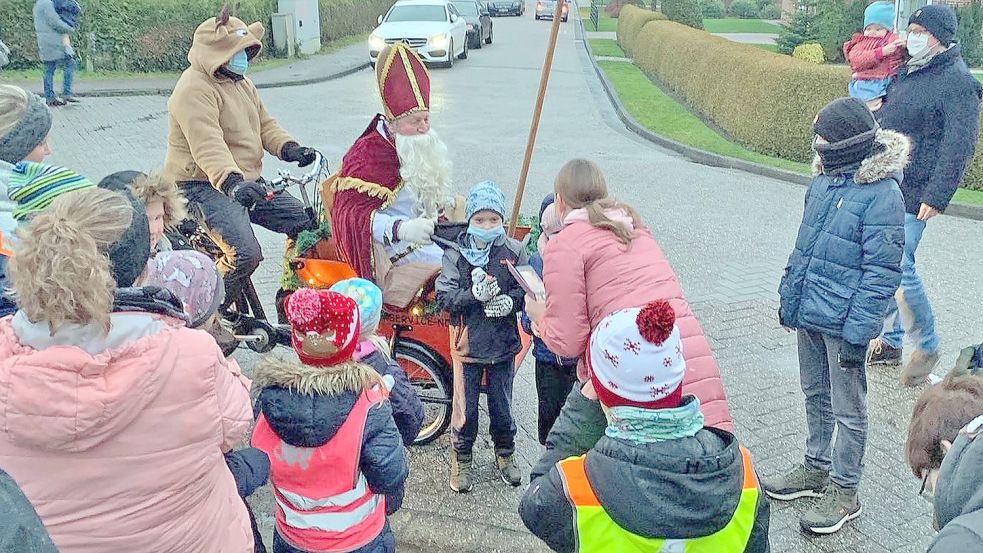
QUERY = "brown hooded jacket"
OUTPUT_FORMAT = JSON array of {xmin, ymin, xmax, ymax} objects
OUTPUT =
[{"xmin": 164, "ymin": 16, "xmax": 295, "ymax": 190}]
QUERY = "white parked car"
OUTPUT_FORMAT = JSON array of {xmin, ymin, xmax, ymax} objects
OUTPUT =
[{"xmin": 369, "ymin": 0, "xmax": 470, "ymax": 68}]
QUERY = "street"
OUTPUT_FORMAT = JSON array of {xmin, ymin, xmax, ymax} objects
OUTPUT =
[{"xmin": 31, "ymin": 5, "xmax": 983, "ymax": 552}]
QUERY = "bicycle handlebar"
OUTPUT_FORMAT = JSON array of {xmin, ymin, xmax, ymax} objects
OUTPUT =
[{"xmin": 268, "ymin": 151, "xmax": 329, "ymax": 194}]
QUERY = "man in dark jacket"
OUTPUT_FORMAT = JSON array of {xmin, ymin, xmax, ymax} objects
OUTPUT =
[
  {"xmin": 520, "ymin": 301, "xmax": 770, "ymax": 553},
  {"xmin": 768, "ymin": 98, "xmax": 906, "ymax": 534},
  {"xmin": 871, "ymin": 4, "xmax": 983, "ymax": 385},
  {"xmin": 33, "ymin": 0, "xmax": 78, "ymax": 106}
]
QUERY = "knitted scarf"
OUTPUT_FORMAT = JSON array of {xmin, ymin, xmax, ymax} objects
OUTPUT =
[{"xmin": 605, "ymin": 396, "xmax": 705, "ymax": 444}]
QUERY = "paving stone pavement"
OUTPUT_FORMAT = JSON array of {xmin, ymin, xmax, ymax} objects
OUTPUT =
[{"xmin": 29, "ymin": 5, "xmax": 983, "ymax": 552}]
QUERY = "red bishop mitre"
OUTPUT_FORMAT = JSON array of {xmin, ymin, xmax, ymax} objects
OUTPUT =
[{"xmin": 376, "ymin": 42, "xmax": 431, "ymax": 121}]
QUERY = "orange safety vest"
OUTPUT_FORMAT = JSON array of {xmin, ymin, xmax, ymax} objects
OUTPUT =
[
  {"xmin": 557, "ymin": 445, "xmax": 761, "ymax": 552},
  {"xmin": 252, "ymin": 386, "xmax": 388, "ymax": 552}
]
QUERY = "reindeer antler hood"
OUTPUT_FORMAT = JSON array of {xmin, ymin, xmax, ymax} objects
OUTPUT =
[{"xmin": 188, "ymin": 8, "xmax": 264, "ymax": 79}]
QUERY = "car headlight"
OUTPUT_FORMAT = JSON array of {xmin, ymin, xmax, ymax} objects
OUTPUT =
[
  {"xmin": 369, "ymin": 34, "xmax": 386, "ymax": 50},
  {"xmin": 430, "ymin": 33, "xmax": 449, "ymax": 48}
]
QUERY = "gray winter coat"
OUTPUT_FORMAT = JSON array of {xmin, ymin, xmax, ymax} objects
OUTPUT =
[
  {"xmin": 928, "ymin": 415, "xmax": 983, "ymax": 552},
  {"xmin": 33, "ymin": 0, "xmax": 75, "ymax": 62},
  {"xmin": 520, "ymin": 385, "xmax": 771, "ymax": 553}
]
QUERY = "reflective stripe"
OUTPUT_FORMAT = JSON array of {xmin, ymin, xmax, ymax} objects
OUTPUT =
[
  {"xmin": 558, "ymin": 446, "xmax": 760, "ymax": 552},
  {"xmin": 276, "ymin": 492, "xmax": 383, "ymax": 532},
  {"xmin": 277, "ymin": 473, "xmax": 371, "ymax": 511}
]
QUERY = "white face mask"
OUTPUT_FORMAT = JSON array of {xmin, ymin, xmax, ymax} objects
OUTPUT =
[{"xmin": 907, "ymin": 33, "xmax": 931, "ymax": 59}]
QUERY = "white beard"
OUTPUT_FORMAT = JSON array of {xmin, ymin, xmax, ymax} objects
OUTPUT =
[{"xmin": 394, "ymin": 128, "xmax": 452, "ymax": 219}]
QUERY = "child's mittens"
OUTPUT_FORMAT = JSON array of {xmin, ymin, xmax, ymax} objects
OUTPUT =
[
  {"xmin": 484, "ymin": 294, "xmax": 514, "ymax": 317},
  {"xmin": 471, "ymin": 268, "xmax": 497, "ymax": 302}
]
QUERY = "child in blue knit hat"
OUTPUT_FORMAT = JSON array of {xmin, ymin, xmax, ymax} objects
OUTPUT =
[
  {"xmin": 435, "ymin": 180, "xmax": 528, "ymax": 493},
  {"xmin": 843, "ymin": 1, "xmax": 906, "ymax": 111}
]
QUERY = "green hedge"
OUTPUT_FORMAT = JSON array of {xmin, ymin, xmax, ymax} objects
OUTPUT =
[
  {"xmin": 0, "ymin": 0, "xmax": 392, "ymax": 72},
  {"xmin": 617, "ymin": 10, "xmax": 983, "ymax": 189},
  {"xmin": 616, "ymin": 5, "xmax": 666, "ymax": 57},
  {"xmin": 661, "ymin": 0, "xmax": 704, "ymax": 29}
]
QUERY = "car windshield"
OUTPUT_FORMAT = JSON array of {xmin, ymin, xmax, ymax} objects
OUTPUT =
[
  {"xmin": 451, "ymin": 2, "xmax": 479, "ymax": 15},
  {"xmin": 386, "ymin": 5, "xmax": 448, "ymax": 22}
]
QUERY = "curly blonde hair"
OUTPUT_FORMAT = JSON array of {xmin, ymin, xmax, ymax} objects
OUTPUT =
[
  {"xmin": 130, "ymin": 169, "xmax": 187, "ymax": 228},
  {"xmin": 9, "ymin": 188, "xmax": 133, "ymax": 333},
  {"xmin": 554, "ymin": 159, "xmax": 641, "ymax": 246}
]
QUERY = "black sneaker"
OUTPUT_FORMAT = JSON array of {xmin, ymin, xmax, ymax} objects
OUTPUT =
[
  {"xmin": 762, "ymin": 463, "xmax": 829, "ymax": 501},
  {"xmin": 866, "ymin": 338, "xmax": 902, "ymax": 366},
  {"xmin": 46, "ymin": 97, "xmax": 67, "ymax": 107},
  {"xmin": 63, "ymin": 96, "xmax": 81, "ymax": 103}
]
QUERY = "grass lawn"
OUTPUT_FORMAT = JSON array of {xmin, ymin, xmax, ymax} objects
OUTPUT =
[
  {"xmin": 597, "ymin": 60, "xmax": 810, "ymax": 174},
  {"xmin": 751, "ymin": 43, "xmax": 780, "ymax": 53},
  {"xmin": 974, "ymin": 72, "xmax": 983, "ymax": 84},
  {"xmin": 953, "ymin": 187, "xmax": 983, "ymax": 206},
  {"xmin": 589, "ymin": 38, "xmax": 626, "ymax": 58},
  {"xmin": 0, "ymin": 33, "xmax": 368, "ymax": 83},
  {"xmin": 579, "ymin": 7, "xmax": 619, "ymax": 32},
  {"xmin": 703, "ymin": 18, "xmax": 782, "ymax": 33}
]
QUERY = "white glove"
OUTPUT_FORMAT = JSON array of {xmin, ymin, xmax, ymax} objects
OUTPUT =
[
  {"xmin": 398, "ymin": 217, "xmax": 435, "ymax": 245},
  {"xmin": 471, "ymin": 268, "xmax": 496, "ymax": 302},
  {"xmin": 484, "ymin": 294, "xmax": 514, "ymax": 318}
]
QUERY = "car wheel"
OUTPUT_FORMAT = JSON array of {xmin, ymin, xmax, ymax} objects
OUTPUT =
[
  {"xmin": 458, "ymin": 38, "xmax": 468, "ymax": 60},
  {"xmin": 485, "ymin": 26, "xmax": 493, "ymax": 44},
  {"xmin": 474, "ymin": 33, "xmax": 483, "ymax": 49},
  {"xmin": 446, "ymin": 40, "xmax": 454, "ymax": 68}
]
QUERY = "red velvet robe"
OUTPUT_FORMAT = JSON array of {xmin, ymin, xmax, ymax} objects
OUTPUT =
[{"xmin": 330, "ymin": 114, "xmax": 403, "ymax": 280}]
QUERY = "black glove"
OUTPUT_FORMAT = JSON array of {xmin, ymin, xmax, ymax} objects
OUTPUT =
[
  {"xmin": 223, "ymin": 173, "xmax": 268, "ymax": 209},
  {"xmin": 281, "ymin": 142, "xmax": 317, "ymax": 168},
  {"xmin": 839, "ymin": 341, "xmax": 868, "ymax": 370}
]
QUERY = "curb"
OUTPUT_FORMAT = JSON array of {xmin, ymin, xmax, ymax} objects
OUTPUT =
[
  {"xmin": 37, "ymin": 59, "xmax": 370, "ymax": 99},
  {"xmin": 578, "ymin": 19, "xmax": 983, "ymax": 222}
]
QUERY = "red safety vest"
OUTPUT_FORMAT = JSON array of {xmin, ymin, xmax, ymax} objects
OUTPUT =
[{"xmin": 252, "ymin": 386, "xmax": 388, "ymax": 552}]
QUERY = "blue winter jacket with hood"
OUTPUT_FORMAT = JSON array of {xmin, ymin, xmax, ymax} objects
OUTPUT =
[{"xmin": 779, "ymin": 129, "xmax": 908, "ymax": 347}]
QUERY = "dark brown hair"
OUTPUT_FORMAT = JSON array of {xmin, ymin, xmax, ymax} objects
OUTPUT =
[{"xmin": 906, "ymin": 372, "xmax": 983, "ymax": 478}]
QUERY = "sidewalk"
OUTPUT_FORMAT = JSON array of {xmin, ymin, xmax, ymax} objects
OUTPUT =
[{"xmin": 0, "ymin": 43, "xmax": 369, "ymax": 98}]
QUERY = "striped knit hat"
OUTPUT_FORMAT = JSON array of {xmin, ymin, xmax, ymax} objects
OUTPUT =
[{"xmin": 9, "ymin": 162, "xmax": 94, "ymax": 221}]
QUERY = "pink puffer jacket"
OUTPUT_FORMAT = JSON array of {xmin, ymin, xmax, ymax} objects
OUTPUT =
[
  {"xmin": 540, "ymin": 209, "xmax": 734, "ymax": 431},
  {"xmin": 0, "ymin": 311, "xmax": 254, "ymax": 553}
]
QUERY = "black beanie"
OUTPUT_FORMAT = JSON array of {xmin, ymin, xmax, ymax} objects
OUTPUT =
[
  {"xmin": 97, "ymin": 172, "xmax": 152, "ymax": 288},
  {"xmin": 813, "ymin": 97, "xmax": 879, "ymax": 175},
  {"xmin": 814, "ymin": 97, "xmax": 877, "ymax": 144},
  {"xmin": 910, "ymin": 4, "xmax": 958, "ymax": 46}
]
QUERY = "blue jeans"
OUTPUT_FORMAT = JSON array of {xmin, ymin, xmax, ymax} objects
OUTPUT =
[
  {"xmin": 881, "ymin": 214, "xmax": 940, "ymax": 353},
  {"xmin": 798, "ymin": 330, "xmax": 868, "ymax": 489},
  {"xmin": 43, "ymin": 56, "xmax": 76, "ymax": 101}
]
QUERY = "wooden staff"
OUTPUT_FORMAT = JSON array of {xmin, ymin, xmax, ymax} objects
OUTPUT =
[{"xmin": 508, "ymin": 0, "xmax": 567, "ymax": 236}]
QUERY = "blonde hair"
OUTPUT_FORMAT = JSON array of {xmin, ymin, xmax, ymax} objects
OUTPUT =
[
  {"xmin": 130, "ymin": 169, "xmax": 188, "ymax": 228},
  {"xmin": 9, "ymin": 188, "xmax": 134, "ymax": 334},
  {"xmin": 554, "ymin": 159, "xmax": 640, "ymax": 246},
  {"xmin": 0, "ymin": 85, "xmax": 30, "ymax": 139}
]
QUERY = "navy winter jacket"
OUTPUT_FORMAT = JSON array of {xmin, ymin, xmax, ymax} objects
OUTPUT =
[
  {"xmin": 779, "ymin": 130, "xmax": 908, "ymax": 347},
  {"xmin": 520, "ymin": 253, "xmax": 578, "ymax": 367},
  {"xmin": 877, "ymin": 45, "xmax": 983, "ymax": 214},
  {"xmin": 359, "ymin": 348, "xmax": 425, "ymax": 446},
  {"xmin": 253, "ymin": 359, "xmax": 408, "ymax": 553}
]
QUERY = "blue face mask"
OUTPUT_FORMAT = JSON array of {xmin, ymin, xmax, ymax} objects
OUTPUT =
[
  {"xmin": 227, "ymin": 50, "xmax": 249, "ymax": 75},
  {"xmin": 467, "ymin": 224, "xmax": 505, "ymax": 244},
  {"xmin": 460, "ymin": 224, "xmax": 504, "ymax": 267}
]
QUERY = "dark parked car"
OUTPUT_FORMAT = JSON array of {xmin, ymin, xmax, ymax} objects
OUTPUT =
[
  {"xmin": 487, "ymin": 0, "xmax": 524, "ymax": 16},
  {"xmin": 451, "ymin": 1, "xmax": 493, "ymax": 48}
]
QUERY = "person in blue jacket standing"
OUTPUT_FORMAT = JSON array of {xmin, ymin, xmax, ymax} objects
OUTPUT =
[{"xmin": 765, "ymin": 97, "xmax": 906, "ymax": 535}]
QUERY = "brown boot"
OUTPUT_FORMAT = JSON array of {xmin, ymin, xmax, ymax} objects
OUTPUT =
[{"xmin": 901, "ymin": 350, "xmax": 941, "ymax": 386}]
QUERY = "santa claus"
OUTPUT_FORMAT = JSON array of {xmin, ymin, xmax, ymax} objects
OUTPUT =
[{"xmin": 329, "ymin": 43, "xmax": 462, "ymax": 291}]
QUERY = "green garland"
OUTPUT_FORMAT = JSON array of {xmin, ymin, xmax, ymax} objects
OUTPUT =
[{"xmin": 281, "ymin": 220, "xmax": 332, "ymax": 291}]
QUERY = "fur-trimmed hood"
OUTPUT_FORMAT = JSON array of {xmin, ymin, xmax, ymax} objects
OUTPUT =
[
  {"xmin": 252, "ymin": 356, "xmax": 383, "ymax": 397},
  {"xmin": 812, "ymin": 129, "xmax": 911, "ymax": 184},
  {"xmin": 253, "ymin": 356, "xmax": 387, "ymax": 448}
]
